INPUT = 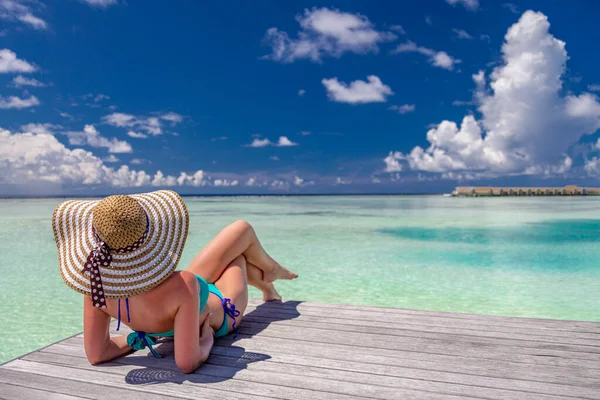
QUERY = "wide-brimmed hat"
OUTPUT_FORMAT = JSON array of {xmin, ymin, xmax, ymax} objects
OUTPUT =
[{"xmin": 52, "ymin": 190, "xmax": 189, "ymax": 307}]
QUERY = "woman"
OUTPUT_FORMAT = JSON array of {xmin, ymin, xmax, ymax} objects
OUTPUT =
[{"xmin": 52, "ymin": 190, "xmax": 297, "ymax": 374}]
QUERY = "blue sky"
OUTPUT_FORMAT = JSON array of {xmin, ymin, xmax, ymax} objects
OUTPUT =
[{"xmin": 1, "ymin": 0, "xmax": 600, "ymax": 195}]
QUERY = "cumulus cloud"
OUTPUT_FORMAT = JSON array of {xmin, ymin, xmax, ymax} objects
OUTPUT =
[
  {"xmin": 0, "ymin": 49, "xmax": 36, "ymax": 73},
  {"xmin": 587, "ymin": 84, "xmax": 600, "ymax": 92},
  {"xmin": 298, "ymin": 89, "xmax": 306, "ymax": 96},
  {"xmin": 387, "ymin": 11, "xmax": 600, "ymax": 178},
  {"xmin": 65, "ymin": 124, "xmax": 132, "ymax": 154},
  {"xmin": 322, "ymin": 75, "xmax": 393, "ymax": 104},
  {"xmin": 214, "ymin": 179, "xmax": 238, "ymax": 187},
  {"xmin": 10, "ymin": 75, "xmax": 45, "ymax": 87},
  {"xmin": 445, "ymin": 0, "xmax": 479, "ymax": 11},
  {"xmin": 335, "ymin": 177, "xmax": 351, "ymax": 185},
  {"xmin": 452, "ymin": 28, "xmax": 473, "ymax": 39},
  {"xmin": 0, "ymin": 126, "xmax": 215, "ymax": 189},
  {"xmin": 0, "ymin": 1, "xmax": 47, "ymax": 31},
  {"xmin": 103, "ymin": 155, "xmax": 119, "ymax": 163},
  {"xmin": 293, "ymin": 175, "xmax": 315, "ymax": 187},
  {"xmin": 127, "ymin": 131, "xmax": 148, "ymax": 139},
  {"xmin": 263, "ymin": 7, "xmax": 396, "ymax": 63},
  {"xmin": 103, "ymin": 112, "xmax": 183, "ymax": 136},
  {"xmin": 246, "ymin": 136, "xmax": 298, "ymax": 147},
  {"xmin": 20, "ymin": 123, "xmax": 59, "ymax": 135},
  {"xmin": 277, "ymin": 136, "xmax": 298, "ymax": 146},
  {"xmin": 388, "ymin": 104, "xmax": 415, "ymax": 114},
  {"xmin": 384, "ymin": 151, "xmax": 403, "ymax": 172},
  {"xmin": 392, "ymin": 41, "xmax": 460, "ymax": 70},
  {"xmin": 0, "ymin": 95, "xmax": 39, "ymax": 109}
]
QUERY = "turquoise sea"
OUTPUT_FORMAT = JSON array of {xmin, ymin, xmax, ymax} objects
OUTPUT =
[{"xmin": 1, "ymin": 195, "xmax": 599, "ymax": 363}]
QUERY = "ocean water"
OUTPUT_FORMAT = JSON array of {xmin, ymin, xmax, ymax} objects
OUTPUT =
[{"xmin": 1, "ymin": 195, "xmax": 599, "ymax": 363}]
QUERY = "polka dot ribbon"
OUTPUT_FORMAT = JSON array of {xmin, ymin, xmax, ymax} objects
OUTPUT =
[{"xmin": 84, "ymin": 217, "xmax": 149, "ymax": 308}]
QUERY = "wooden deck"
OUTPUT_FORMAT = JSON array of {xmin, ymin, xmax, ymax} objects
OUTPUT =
[{"xmin": 1, "ymin": 299, "xmax": 599, "ymax": 400}]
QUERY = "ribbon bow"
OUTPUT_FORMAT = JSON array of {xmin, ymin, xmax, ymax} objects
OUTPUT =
[
  {"xmin": 127, "ymin": 331, "xmax": 162, "ymax": 358},
  {"xmin": 222, "ymin": 298, "xmax": 241, "ymax": 338}
]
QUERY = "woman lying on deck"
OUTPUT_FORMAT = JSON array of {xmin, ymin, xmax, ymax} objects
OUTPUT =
[{"xmin": 52, "ymin": 190, "xmax": 297, "ymax": 373}]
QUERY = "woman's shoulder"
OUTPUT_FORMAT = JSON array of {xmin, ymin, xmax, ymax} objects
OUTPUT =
[{"xmin": 164, "ymin": 270, "xmax": 200, "ymax": 297}]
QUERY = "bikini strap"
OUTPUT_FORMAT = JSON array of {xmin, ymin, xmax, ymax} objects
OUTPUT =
[
  {"xmin": 222, "ymin": 298, "xmax": 241, "ymax": 339},
  {"xmin": 127, "ymin": 331, "xmax": 162, "ymax": 358}
]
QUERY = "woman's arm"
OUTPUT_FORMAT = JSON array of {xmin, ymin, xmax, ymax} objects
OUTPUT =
[
  {"xmin": 173, "ymin": 272, "xmax": 207, "ymax": 373},
  {"xmin": 83, "ymin": 296, "xmax": 132, "ymax": 365}
]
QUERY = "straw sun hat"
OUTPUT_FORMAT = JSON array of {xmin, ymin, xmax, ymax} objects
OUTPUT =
[{"xmin": 52, "ymin": 190, "xmax": 189, "ymax": 308}]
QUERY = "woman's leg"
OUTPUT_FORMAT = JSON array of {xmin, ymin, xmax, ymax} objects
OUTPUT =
[
  {"xmin": 247, "ymin": 262, "xmax": 281, "ymax": 302},
  {"xmin": 206, "ymin": 255, "xmax": 249, "ymax": 333},
  {"xmin": 185, "ymin": 220, "xmax": 297, "ymax": 283}
]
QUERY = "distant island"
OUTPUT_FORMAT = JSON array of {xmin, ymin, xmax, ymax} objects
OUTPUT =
[{"xmin": 452, "ymin": 185, "xmax": 600, "ymax": 197}]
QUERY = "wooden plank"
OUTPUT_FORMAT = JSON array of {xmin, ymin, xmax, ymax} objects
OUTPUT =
[
  {"xmin": 245, "ymin": 301, "xmax": 600, "ymax": 333},
  {"xmin": 234, "ymin": 322, "xmax": 600, "ymax": 359},
  {"xmin": 0, "ymin": 382, "xmax": 87, "ymax": 400},
  {"xmin": 19, "ymin": 346, "xmax": 590, "ymax": 400},
  {"xmin": 240, "ymin": 313, "xmax": 600, "ymax": 346},
  {"xmin": 248, "ymin": 298, "xmax": 600, "ymax": 332},
  {"xmin": 41, "ymin": 340, "xmax": 600, "ymax": 398},
  {"xmin": 61, "ymin": 334, "xmax": 600, "ymax": 374},
  {"xmin": 243, "ymin": 305, "xmax": 600, "ymax": 341},
  {"xmin": 4, "ymin": 356, "xmax": 473, "ymax": 400},
  {"xmin": 0, "ymin": 368, "xmax": 178, "ymax": 400},
  {"xmin": 1, "ymin": 359, "xmax": 282, "ymax": 400}
]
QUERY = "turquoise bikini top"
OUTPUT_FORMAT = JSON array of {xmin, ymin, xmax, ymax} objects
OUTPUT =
[{"xmin": 117, "ymin": 274, "xmax": 210, "ymax": 358}]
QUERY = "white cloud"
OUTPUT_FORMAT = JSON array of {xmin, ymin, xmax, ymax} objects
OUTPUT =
[
  {"xmin": 389, "ymin": 25, "xmax": 406, "ymax": 34},
  {"xmin": 269, "ymin": 156, "xmax": 279, "ymax": 161},
  {"xmin": 247, "ymin": 136, "xmax": 298, "ymax": 147},
  {"xmin": 65, "ymin": 124, "xmax": 132, "ymax": 154},
  {"xmin": 127, "ymin": 131, "xmax": 148, "ymax": 139},
  {"xmin": 0, "ymin": 126, "xmax": 218, "ymax": 189},
  {"xmin": 20, "ymin": 123, "xmax": 59, "ymax": 136},
  {"xmin": 300, "ymin": 131, "xmax": 311, "ymax": 135},
  {"xmin": 247, "ymin": 138, "xmax": 272, "ymax": 147},
  {"xmin": 80, "ymin": 0, "xmax": 118, "ymax": 8},
  {"xmin": 392, "ymin": 41, "xmax": 460, "ymax": 70},
  {"xmin": 210, "ymin": 136, "xmax": 228, "ymax": 142},
  {"xmin": 161, "ymin": 112, "xmax": 183, "ymax": 123},
  {"xmin": 17, "ymin": 13, "xmax": 47, "ymax": 30},
  {"xmin": 277, "ymin": 136, "xmax": 298, "ymax": 147},
  {"xmin": 371, "ymin": 177, "xmax": 381, "ymax": 183},
  {"xmin": 384, "ymin": 151, "xmax": 403, "ymax": 172},
  {"xmin": 298, "ymin": 89, "xmax": 306, "ymax": 96},
  {"xmin": 10, "ymin": 75, "xmax": 45, "ymax": 87},
  {"xmin": 214, "ymin": 179, "xmax": 239, "ymax": 187},
  {"xmin": 130, "ymin": 158, "xmax": 148, "ymax": 165},
  {"xmin": 263, "ymin": 7, "xmax": 396, "ymax": 63},
  {"xmin": 335, "ymin": 177, "xmax": 351, "ymax": 185},
  {"xmin": 0, "ymin": 95, "xmax": 39, "ymax": 109},
  {"xmin": 270, "ymin": 180, "xmax": 288, "ymax": 189},
  {"xmin": 93, "ymin": 94, "xmax": 110, "ymax": 102},
  {"xmin": 445, "ymin": 0, "xmax": 479, "ymax": 11},
  {"xmin": 452, "ymin": 28, "xmax": 473, "ymax": 39},
  {"xmin": 103, "ymin": 155, "xmax": 119, "ymax": 163},
  {"xmin": 0, "ymin": 1, "xmax": 47, "ymax": 31},
  {"xmin": 294, "ymin": 175, "xmax": 315, "ymax": 187},
  {"xmin": 322, "ymin": 75, "xmax": 393, "ymax": 104},
  {"xmin": 388, "ymin": 104, "xmax": 415, "ymax": 114},
  {"xmin": 246, "ymin": 177, "xmax": 256, "ymax": 186},
  {"xmin": 0, "ymin": 49, "xmax": 36, "ymax": 73},
  {"xmin": 425, "ymin": 16, "xmax": 432, "ymax": 26},
  {"xmin": 103, "ymin": 112, "xmax": 183, "ymax": 136},
  {"xmin": 389, "ymin": 11, "xmax": 600, "ymax": 177},
  {"xmin": 588, "ymin": 84, "xmax": 600, "ymax": 92},
  {"xmin": 58, "ymin": 111, "xmax": 73, "ymax": 119}
]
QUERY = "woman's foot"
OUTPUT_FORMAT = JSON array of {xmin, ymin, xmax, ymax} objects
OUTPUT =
[
  {"xmin": 264, "ymin": 262, "xmax": 298, "ymax": 283},
  {"xmin": 262, "ymin": 285, "xmax": 282, "ymax": 302}
]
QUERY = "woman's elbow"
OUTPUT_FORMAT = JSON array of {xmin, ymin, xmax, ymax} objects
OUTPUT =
[
  {"xmin": 177, "ymin": 360, "xmax": 199, "ymax": 374},
  {"xmin": 87, "ymin": 353, "xmax": 104, "ymax": 365}
]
